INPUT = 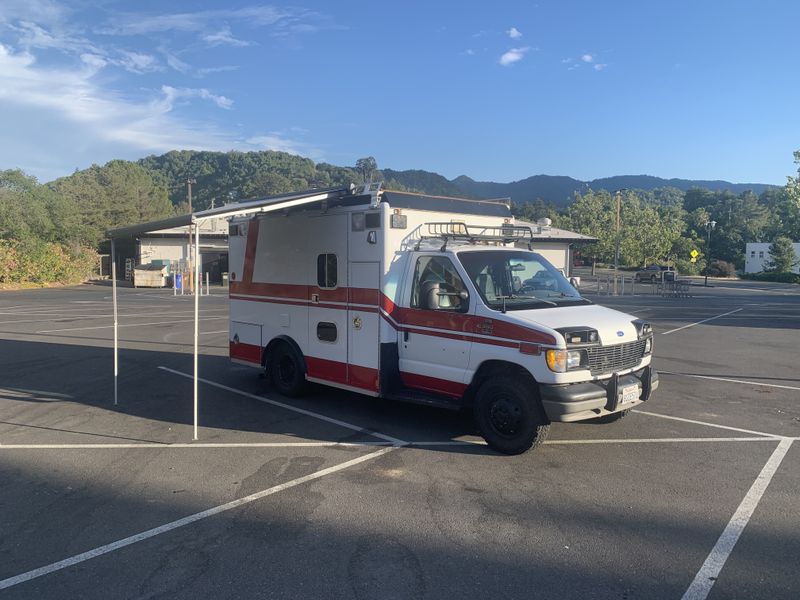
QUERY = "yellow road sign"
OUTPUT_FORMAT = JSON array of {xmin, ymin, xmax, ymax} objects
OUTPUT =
[{"xmin": 690, "ymin": 249, "xmax": 699, "ymax": 258}]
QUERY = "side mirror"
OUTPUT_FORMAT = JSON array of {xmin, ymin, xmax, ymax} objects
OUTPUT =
[{"xmin": 569, "ymin": 277, "xmax": 580, "ymax": 289}]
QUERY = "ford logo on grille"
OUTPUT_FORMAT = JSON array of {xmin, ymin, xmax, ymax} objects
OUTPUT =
[{"xmin": 616, "ymin": 330, "xmax": 624, "ymax": 337}]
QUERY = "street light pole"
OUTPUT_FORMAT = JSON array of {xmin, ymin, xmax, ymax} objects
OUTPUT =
[{"xmin": 703, "ymin": 219, "xmax": 716, "ymax": 287}]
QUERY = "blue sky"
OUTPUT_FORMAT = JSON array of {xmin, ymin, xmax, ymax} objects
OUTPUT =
[{"xmin": 0, "ymin": 0, "xmax": 797, "ymax": 185}]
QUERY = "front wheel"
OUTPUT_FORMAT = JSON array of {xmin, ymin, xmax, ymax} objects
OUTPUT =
[{"xmin": 473, "ymin": 376, "xmax": 550, "ymax": 455}]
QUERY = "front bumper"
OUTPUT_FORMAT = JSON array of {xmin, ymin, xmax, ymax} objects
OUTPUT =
[{"xmin": 539, "ymin": 366, "xmax": 659, "ymax": 422}]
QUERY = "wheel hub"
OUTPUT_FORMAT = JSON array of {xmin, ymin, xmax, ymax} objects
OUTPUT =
[{"xmin": 489, "ymin": 397, "xmax": 522, "ymax": 437}]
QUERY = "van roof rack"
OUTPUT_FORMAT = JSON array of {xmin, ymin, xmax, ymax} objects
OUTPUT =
[{"xmin": 414, "ymin": 222, "xmax": 534, "ymax": 251}]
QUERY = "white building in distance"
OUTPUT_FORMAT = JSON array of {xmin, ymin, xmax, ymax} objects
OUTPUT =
[{"xmin": 744, "ymin": 242, "xmax": 800, "ymax": 274}]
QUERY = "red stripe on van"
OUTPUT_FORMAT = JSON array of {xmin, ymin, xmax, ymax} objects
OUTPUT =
[
  {"xmin": 399, "ymin": 372, "xmax": 468, "ymax": 398},
  {"xmin": 240, "ymin": 218, "xmax": 260, "ymax": 284},
  {"xmin": 229, "ymin": 341, "xmax": 261, "ymax": 364}
]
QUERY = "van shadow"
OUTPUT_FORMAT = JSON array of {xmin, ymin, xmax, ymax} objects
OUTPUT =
[{"xmin": 0, "ymin": 338, "xmax": 489, "ymax": 453}]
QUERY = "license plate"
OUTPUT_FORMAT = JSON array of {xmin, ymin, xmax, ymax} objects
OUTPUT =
[{"xmin": 620, "ymin": 384, "xmax": 640, "ymax": 404}]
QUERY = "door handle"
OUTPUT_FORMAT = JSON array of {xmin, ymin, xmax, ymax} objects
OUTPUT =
[{"xmin": 403, "ymin": 331, "xmax": 409, "ymax": 342}]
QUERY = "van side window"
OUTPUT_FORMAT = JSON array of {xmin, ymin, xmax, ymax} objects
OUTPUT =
[
  {"xmin": 316, "ymin": 322, "xmax": 337, "ymax": 342},
  {"xmin": 410, "ymin": 256, "xmax": 468, "ymax": 312},
  {"xmin": 317, "ymin": 254, "xmax": 337, "ymax": 288}
]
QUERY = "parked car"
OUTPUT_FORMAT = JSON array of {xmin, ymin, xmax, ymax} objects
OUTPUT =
[{"xmin": 634, "ymin": 265, "xmax": 676, "ymax": 283}]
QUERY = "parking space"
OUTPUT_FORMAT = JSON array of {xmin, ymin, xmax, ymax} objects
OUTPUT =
[{"xmin": 0, "ymin": 282, "xmax": 798, "ymax": 598}]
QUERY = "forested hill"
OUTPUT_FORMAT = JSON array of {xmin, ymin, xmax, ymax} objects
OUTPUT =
[
  {"xmin": 449, "ymin": 174, "xmax": 772, "ymax": 207},
  {"xmin": 133, "ymin": 149, "xmax": 771, "ymax": 210}
]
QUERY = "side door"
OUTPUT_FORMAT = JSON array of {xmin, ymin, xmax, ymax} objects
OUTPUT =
[
  {"xmin": 305, "ymin": 215, "xmax": 349, "ymax": 386},
  {"xmin": 348, "ymin": 261, "xmax": 381, "ymax": 393},
  {"xmin": 397, "ymin": 254, "xmax": 473, "ymax": 398}
]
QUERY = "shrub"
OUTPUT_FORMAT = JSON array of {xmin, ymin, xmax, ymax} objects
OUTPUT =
[
  {"xmin": 706, "ymin": 260, "xmax": 737, "ymax": 277},
  {"xmin": 0, "ymin": 239, "xmax": 98, "ymax": 284},
  {"xmin": 743, "ymin": 271, "xmax": 800, "ymax": 284}
]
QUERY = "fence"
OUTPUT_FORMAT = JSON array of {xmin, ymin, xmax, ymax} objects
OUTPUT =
[{"xmin": 580, "ymin": 275, "xmax": 691, "ymax": 298}]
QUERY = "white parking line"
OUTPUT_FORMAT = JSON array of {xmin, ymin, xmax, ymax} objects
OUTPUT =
[
  {"xmin": 4, "ymin": 437, "xmax": 789, "ymax": 451},
  {"xmin": 410, "ymin": 437, "xmax": 781, "ymax": 446},
  {"xmin": 682, "ymin": 438, "xmax": 794, "ymax": 600},
  {"xmin": 660, "ymin": 371, "xmax": 800, "ymax": 392},
  {"xmin": 0, "ymin": 441, "xmax": 393, "ymax": 450},
  {"xmin": 635, "ymin": 410, "xmax": 784, "ymax": 439},
  {"xmin": 0, "ymin": 446, "xmax": 396, "ymax": 591},
  {"xmin": 36, "ymin": 317, "xmax": 226, "ymax": 334},
  {"xmin": 660, "ymin": 308, "xmax": 743, "ymax": 335},
  {"xmin": 158, "ymin": 366, "xmax": 406, "ymax": 445}
]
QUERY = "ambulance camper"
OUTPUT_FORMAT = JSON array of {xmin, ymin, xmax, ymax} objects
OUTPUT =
[{"xmin": 228, "ymin": 185, "xmax": 658, "ymax": 454}]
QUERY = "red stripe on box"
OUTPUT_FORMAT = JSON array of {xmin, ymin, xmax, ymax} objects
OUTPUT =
[{"xmin": 229, "ymin": 341, "xmax": 262, "ymax": 364}]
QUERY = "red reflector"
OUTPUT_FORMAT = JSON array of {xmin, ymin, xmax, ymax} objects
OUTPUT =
[{"xmin": 519, "ymin": 342, "xmax": 540, "ymax": 355}]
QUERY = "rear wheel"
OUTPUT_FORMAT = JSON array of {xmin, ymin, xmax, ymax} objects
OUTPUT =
[
  {"xmin": 268, "ymin": 342, "xmax": 308, "ymax": 397},
  {"xmin": 473, "ymin": 376, "xmax": 550, "ymax": 455}
]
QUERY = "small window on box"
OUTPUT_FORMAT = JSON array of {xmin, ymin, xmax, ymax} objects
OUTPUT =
[
  {"xmin": 317, "ymin": 322, "xmax": 337, "ymax": 342},
  {"xmin": 759, "ymin": 251, "xmax": 764, "ymax": 259},
  {"xmin": 750, "ymin": 251, "xmax": 755, "ymax": 258},
  {"xmin": 317, "ymin": 254, "xmax": 337, "ymax": 288}
]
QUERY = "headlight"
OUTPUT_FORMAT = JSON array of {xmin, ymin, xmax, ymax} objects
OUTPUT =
[
  {"xmin": 633, "ymin": 319, "xmax": 652, "ymax": 338},
  {"xmin": 567, "ymin": 350, "xmax": 582, "ymax": 369},
  {"xmin": 644, "ymin": 337, "xmax": 652, "ymax": 354},
  {"xmin": 546, "ymin": 349, "xmax": 585, "ymax": 372}
]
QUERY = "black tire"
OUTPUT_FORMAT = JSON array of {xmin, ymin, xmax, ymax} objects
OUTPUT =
[
  {"xmin": 269, "ymin": 342, "xmax": 308, "ymax": 397},
  {"xmin": 591, "ymin": 409, "xmax": 631, "ymax": 424},
  {"xmin": 473, "ymin": 376, "xmax": 550, "ymax": 455}
]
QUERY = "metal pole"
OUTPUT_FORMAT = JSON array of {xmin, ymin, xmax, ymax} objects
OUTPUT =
[
  {"xmin": 704, "ymin": 225, "xmax": 711, "ymax": 287},
  {"xmin": 111, "ymin": 239, "xmax": 118, "ymax": 406},
  {"xmin": 205, "ymin": 272, "xmax": 210, "ymax": 296},
  {"xmin": 193, "ymin": 222, "xmax": 200, "ymax": 440}
]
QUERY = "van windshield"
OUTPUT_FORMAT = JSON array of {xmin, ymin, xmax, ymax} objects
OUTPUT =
[{"xmin": 457, "ymin": 250, "xmax": 589, "ymax": 311}]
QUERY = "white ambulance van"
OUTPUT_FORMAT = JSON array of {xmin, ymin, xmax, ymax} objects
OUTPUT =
[{"xmin": 228, "ymin": 185, "xmax": 658, "ymax": 454}]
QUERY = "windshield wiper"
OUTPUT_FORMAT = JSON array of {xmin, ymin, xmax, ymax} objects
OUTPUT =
[{"xmin": 494, "ymin": 295, "xmax": 557, "ymax": 313}]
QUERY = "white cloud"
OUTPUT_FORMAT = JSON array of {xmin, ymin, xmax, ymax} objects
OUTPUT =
[
  {"xmin": 97, "ymin": 6, "xmax": 316, "ymax": 37},
  {"xmin": 507, "ymin": 27, "xmax": 522, "ymax": 39},
  {"xmin": 0, "ymin": 43, "xmax": 316, "ymax": 181},
  {"xmin": 246, "ymin": 134, "xmax": 310, "ymax": 156},
  {"xmin": 593, "ymin": 63, "xmax": 607, "ymax": 71},
  {"xmin": 202, "ymin": 26, "xmax": 254, "ymax": 48},
  {"xmin": 464, "ymin": 48, "xmax": 475, "ymax": 56},
  {"xmin": 581, "ymin": 54, "xmax": 594, "ymax": 63},
  {"xmin": 159, "ymin": 85, "xmax": 234, "ymax": 110},
  {"xmin": 499, "ymin": 46, "xmax": 529, "ymax": 66},
  {"xmin": 115, "ymin": 50, "xmax": 161, "ymax": 74}
]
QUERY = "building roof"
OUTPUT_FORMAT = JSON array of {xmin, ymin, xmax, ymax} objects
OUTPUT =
[{"xmin": 515, "ymin": 220, "xmax": 598, "ymax": 243}]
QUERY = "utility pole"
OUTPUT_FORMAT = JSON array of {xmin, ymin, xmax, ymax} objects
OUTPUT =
[
  {"xmin": 704, "ymin": 219, "xmax": 716, "ymax": 287},
  {"xmin": 614, "ymin": 189, "xmax": 625, "ymax": 295},
  {"xmin": 186, "ymin": 178, "xmax": 197, "ymax": 293},
  {"xmin": 614, "ymin": 191, "xmax": 621, "ymax": 271}
]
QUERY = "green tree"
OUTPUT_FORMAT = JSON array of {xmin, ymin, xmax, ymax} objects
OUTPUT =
[
  {"xmin": 355, "ymin": 157, "xmax": 378, "ymax": 184},
  {"xmin": 765, "ymin": 237, "xmax": 798, "ymax": 273}
]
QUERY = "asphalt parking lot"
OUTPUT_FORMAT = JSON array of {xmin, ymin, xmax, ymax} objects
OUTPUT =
[{"xmin": 0, "ymin": 280, "xmax": 798, "ymax": 599}]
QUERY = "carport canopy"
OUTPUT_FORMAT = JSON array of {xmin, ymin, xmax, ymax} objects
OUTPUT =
[{"xmin": 106, "ymin": 185, "xmax": 358, "ymax": 440}]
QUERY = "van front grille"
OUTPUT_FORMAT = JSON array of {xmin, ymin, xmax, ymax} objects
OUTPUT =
[{"xmin": 586, "ymin": 340, "xmax": 647, "ymax": 376}]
